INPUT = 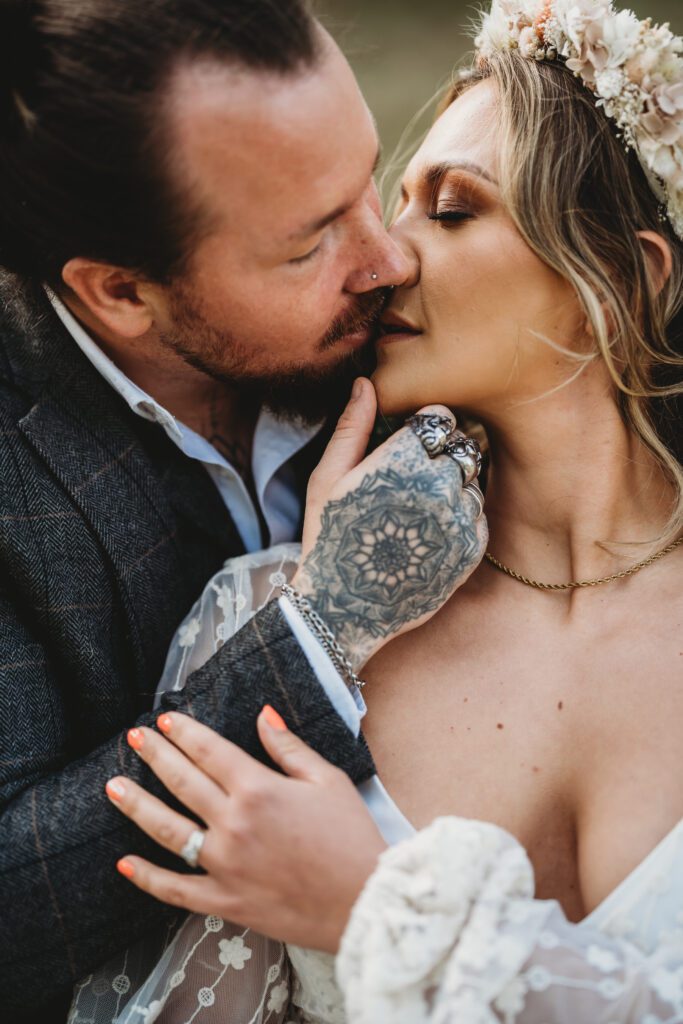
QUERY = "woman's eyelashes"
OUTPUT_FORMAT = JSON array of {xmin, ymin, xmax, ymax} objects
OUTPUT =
[{"xmin": 428, "ymin": 207, "xmax": 473, "ymax": 225}]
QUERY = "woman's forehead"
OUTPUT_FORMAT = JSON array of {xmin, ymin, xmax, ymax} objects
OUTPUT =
[{"xmin": 405, "ymin": 79, "xmax": 499, "ymax": 185}]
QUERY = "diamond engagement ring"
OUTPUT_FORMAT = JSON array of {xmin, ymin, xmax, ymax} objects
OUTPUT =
[
  {"xmin": 180, "ymin": 828, "xmax": 206, "ymax": 869},
  {"xmin": 406, "ymin": 412, "xmax": 456, "ymax": 458},
  {"xmin": 443, "ymin": 432, "xmax": 483, "ymax": 487}
]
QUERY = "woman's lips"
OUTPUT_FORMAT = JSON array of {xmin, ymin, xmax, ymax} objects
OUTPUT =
[{"xmin": 377, "ymin": 322, "xmax": 423, "ymax": 345}]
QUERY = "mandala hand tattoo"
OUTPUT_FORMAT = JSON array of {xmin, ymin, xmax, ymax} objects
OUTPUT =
[{"xmin": 297, "ymin": 433, "xmax": 486, "ymax": 671}]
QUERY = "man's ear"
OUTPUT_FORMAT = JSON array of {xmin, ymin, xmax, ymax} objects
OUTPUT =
[
  {"xmin": 636, "ymin": 230, "xmax": 673, "ymax": 299},
  {"xmin": 61, "ymin": 258, "xmax": 156, "ymax": 338}
]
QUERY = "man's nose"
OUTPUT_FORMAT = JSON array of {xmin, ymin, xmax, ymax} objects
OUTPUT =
[{"xmin": 344, "ymin": 190, "xmax": 411, "ymax": 293}]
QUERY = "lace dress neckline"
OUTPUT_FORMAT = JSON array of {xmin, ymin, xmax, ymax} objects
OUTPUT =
[
  {"xmin": 580, "ymin": 816, "xmax": 683, "ymax": 929},
  {"xmin": 372, "ymin": 777, "xmax": 683, "ymax": 931}
]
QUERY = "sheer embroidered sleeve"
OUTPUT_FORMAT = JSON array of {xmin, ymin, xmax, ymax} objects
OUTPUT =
[{"xmin": 336, "ymin": 817, "xmax": 683, "ymax": 1024}]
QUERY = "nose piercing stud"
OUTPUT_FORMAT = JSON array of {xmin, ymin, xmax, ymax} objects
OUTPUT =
[{"xmin": 371, "ymin": 272, "xmax": 378, "ymax": 281}]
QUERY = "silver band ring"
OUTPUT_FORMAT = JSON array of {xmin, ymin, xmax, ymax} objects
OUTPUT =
[
  {"xmin": 406, "ymin": 412, "xmax": 456, "ymax": 458},
  {"xmin": 464, "ymin": 481, "xmax": 485, "ymax": 520},
  {"xmin": 180, "ymin": 828, "xmax": 206, "ymax": 869}
]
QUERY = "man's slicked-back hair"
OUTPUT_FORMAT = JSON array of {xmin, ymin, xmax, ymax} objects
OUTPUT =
[{"xmin": 0, "ymin": 0, "xmax": 320, "ymax": 287}]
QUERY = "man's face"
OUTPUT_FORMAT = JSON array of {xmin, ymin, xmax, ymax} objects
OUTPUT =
[{"xmin": 153, "ymin": 32, "xmax": 408, "ymax": 419}]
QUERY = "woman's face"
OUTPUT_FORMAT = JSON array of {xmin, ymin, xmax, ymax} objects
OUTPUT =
[{"xmin": 374, "ymin": 80, "xmax": 587, "ymax": 419}]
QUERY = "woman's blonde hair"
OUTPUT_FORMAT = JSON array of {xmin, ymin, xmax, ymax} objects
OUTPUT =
[{"xmin": 440, "ymin": 51, "xmax": 683, "ymax": 543}]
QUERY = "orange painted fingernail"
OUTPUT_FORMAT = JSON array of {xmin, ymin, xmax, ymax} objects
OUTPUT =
[
  {"xmin": 117, "ymin": 858, "xmax": 135, "ymax": 879},
  {"xmin": 157, "ymin": 714, "xmax": 173, "ymax": 735},
  {"xmin": 127, "ymin": 728, "xmax": 144, "ymax": 750},
  {"xmin": 105, "ymin": 779, "xmax": 125, "ymax": 802},
  {"xmin": 262, "ymin": 705, "xmax": 287, "ymax": 732}
]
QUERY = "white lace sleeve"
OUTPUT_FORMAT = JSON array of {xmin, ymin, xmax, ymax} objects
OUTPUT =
[
  {"xmin": 69, "ymin": 545, "xmax": 304, "ymax": 1024},
  {"xmin": 336, "ymin": 817, "xmax": 683, "ymax": 1024}
]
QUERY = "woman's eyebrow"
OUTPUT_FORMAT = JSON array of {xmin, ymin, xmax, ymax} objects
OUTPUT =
[
  {"xmin": 424, "ymin": 160, "xmax": 499, "ymax": 188},
  {"xmin": 401, "ymin": 160, "xmax": 499, "ymax": 203}
]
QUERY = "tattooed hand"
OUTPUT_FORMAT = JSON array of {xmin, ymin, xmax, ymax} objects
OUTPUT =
[{"xmin": 292, "ymin": 378, "xmax": 488, "ymax": 671}]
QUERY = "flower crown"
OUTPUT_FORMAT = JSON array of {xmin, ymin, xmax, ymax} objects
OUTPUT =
[{"xmin": 474, "ymin": 0, "xmax": 683, "ymax": 239}]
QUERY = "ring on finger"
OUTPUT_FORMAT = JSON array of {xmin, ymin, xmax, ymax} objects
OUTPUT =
[
  {"xmin": 406, "ymin": 412, "xmax": 456, "ymax": 458},
  {"xmin": 464, "ymin": 481, "xmax": 485, "ymax": 520},
  {"xmin": 179, "ymin": 827, "xmax": 206, "ymax": 869},
  {"xmin": 442, "ymin": 433, "xmax": 483, "ymax": 487}
]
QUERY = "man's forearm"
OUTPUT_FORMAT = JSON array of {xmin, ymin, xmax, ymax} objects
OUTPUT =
[{"xmin": 0, "ymin": 601, "xmax": 374, "ymax": 1013}]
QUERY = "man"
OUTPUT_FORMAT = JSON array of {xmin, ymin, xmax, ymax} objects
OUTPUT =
[{"xmin": 0, "ymin": 2, "xmax": 480, "ymax": 1020}]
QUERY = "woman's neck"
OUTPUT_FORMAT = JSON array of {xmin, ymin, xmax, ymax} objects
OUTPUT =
[{"xmin": 479, "ymin": 364, "xmax": 676, "ymax": 586}]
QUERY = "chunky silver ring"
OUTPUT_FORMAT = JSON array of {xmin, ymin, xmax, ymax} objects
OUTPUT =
[
  {"xmin": 464, "ymin": 481, "xmax": 485, "ymax": 520},
  {"xmin": 180, "ymin": 828, "xmax": 206, "ymax": 869},
  {"xmin": 406, "ymin": 412, "xmax": 456, "ymax": 458},
  {"xmin": 443, "ymin": 432, "xmax": 483, "ymax": 487}
]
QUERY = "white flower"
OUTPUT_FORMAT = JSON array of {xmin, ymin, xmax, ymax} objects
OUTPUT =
[
  {"xmin": 267, "ymin": 981, "xmax": 290, "ymax": 1014},
  {"xmin": 651, "ymin": 967, "xmax": 683, "ymax": 1004},
  {"xmin": 135, "ymin": 1001, "xmax": 164, "ymax": 1024},
  {"xmin": 494, "ymin": 976, "xmax": 528, "ymax": 1015},
  {"xmin": 269, "ymin": 571, "xmax": 288, "ymax": 588},
  {"xmin": 178, "ymin": 617, "xmax": 201, "ymax": 648},
  {"xmin": 218, "ymin": 936, "xmax": 253, "ymax": 970},
  {"xmin": 595, "ymin": 68, "xmax": 625, "ymax": 99},
  {"xmin": 205, "ymin": 914, "xmax": 224, "ymax": 932},
  {"xmin": 526, "ymin": 964, "xmax": 552, "ymax": 991},
  {"xmin": 586, "ymin": 944, "xmax": 621, "ymax": 972},
  {"xmin": 214, "ymin": 583, "xmax": 234, "ymax": 614},
  {"xmin": 598, "ymin": 977, "xmax": 625, "ymax": 999}
]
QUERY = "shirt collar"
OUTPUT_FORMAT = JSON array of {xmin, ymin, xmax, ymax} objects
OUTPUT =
[{"xmin": 45, "ymin": 286, "xmax": 322, "ymax": 462}]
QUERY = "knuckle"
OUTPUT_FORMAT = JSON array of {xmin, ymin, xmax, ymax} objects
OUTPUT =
[
  {"xmin": 156, "ymin": 821, "xmax": 177, "ymax": 846},
  {"xmin": 191, "ymin": 739, "xmax": 213, "ymax": 764},
  {"xmin": 164, "ymin": 881, "xmax": 189, "ymax": 907},
  {"xmin": 238, "ymin": 780, "xmax": 265, "ymax": 813},
  {"xmin": 167, "ymin": 770, "xmax": 186, "ymax": 796}
]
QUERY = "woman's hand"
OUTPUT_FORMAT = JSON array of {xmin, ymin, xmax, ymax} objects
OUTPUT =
[
  {"xmin": 106, "ymin": 709, "xmax": 387, "ymax": 953},
  {"xmin": 292, "ymin": 377, "xmax": 488, "ymax": 671}
]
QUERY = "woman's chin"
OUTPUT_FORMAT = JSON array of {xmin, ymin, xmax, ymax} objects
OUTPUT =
[{"xmin": 372, "ymin": 365, "xmax": 446, "ymax": 418}]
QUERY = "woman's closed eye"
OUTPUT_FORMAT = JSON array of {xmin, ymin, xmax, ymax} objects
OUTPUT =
[{"xmin": 428, "ymin": 207, "xmax": 473, "ymax": 225}]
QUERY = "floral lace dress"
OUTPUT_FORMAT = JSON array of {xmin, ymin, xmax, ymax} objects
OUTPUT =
[{"xmin": 70, "ymin": 546, "xmax": 683, "ymax": 1024}]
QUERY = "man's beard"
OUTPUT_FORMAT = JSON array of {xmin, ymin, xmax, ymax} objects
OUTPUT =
[{"xmin": 158, "ymin": 286, "xmax": 388, "ymax": 424}]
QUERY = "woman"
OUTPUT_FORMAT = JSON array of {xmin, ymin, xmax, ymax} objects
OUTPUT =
[{"xmin": 90, "ymin": 0, "xmax": 683, "ymax": 1020}]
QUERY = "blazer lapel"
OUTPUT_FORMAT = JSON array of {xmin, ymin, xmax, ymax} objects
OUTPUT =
[{"xmin": 5, "ymin": 275, "xmax": 241, "ymax": 683}]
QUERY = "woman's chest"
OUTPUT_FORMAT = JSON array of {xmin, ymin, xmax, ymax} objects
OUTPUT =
[{"xmin": 361, "ymin": 600, "xmax": 683, "ymax": 922}]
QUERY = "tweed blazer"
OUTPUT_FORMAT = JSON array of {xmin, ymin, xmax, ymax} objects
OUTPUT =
[{"xmin": 0, "ymin": 273, "xmax": 375, "ymax": 1022}]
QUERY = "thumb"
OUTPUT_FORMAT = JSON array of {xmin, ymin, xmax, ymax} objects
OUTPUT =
[
  {"xmin": 257, "ymin": 705, "xmax": 333, "ymax": 782},
  {"xmin": 311, "ymin": 378, "xmax": 377, "ymax": 492}
]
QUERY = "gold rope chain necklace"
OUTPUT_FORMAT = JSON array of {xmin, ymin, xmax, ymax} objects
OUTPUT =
[{"xmin": 484, "ymin": 534, "xmax": 683, "ymax": 591}]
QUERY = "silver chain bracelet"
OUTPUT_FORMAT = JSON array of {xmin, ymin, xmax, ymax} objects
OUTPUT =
[{"xmin": 280, "ymin": 583, "xmax": 366, "ymax": 690}]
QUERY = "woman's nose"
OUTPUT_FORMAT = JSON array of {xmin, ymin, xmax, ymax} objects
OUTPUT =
[{"xmin": 388, "ymin": 217, "xmax": 420, "ymax": 288}]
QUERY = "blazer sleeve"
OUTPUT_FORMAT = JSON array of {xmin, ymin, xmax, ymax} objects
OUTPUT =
[{"xmin": 0, "ymin": 580, "xmax": 374, "ymax": 1016}]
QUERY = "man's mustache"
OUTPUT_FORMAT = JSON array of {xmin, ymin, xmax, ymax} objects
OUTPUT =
[{"xmin": 320, "ymin": 287, "xmax": 393, "ymax": 349}]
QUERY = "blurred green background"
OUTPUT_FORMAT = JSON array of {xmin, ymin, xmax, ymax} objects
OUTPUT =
[{"xmin": 317, "ymin": 0, "xmax": 682, "ymax": 193}]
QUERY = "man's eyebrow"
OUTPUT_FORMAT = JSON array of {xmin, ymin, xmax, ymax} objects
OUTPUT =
[
  {"xmin": 401, "ymin": 160, "xmax": 499, "ymax": 201},
  {"xmin": 289, "ymin": 147, "xmax": 382, "ymax": 240}
]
